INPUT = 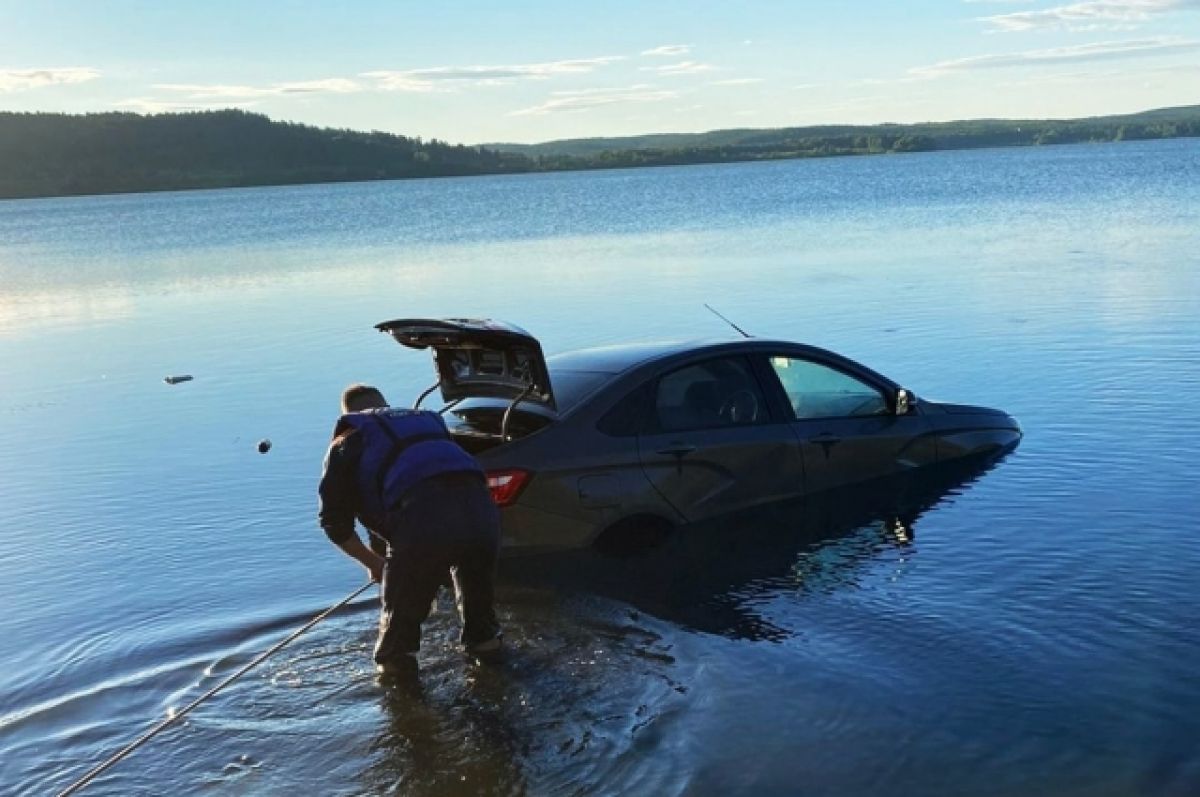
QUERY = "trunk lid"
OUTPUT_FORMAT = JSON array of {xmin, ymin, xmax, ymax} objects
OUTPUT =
[{"xmin": 376, "ymin": 317, "xmax": 556, "ymax": 410}]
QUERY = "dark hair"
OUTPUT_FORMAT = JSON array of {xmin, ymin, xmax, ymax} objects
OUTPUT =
[{"xmin": 341, "ymin": 383, "xmax": 388, "ymax": 413}]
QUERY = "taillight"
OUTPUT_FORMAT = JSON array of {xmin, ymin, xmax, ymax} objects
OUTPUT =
[{"xmin": 486, "ymin": 469, "xmax": 531, "ymax": 507}]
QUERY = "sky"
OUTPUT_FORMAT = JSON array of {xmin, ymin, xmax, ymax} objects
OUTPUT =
[{"xmin": 1, "ymin": 0, "xmax": 1198, "ymax": 144}]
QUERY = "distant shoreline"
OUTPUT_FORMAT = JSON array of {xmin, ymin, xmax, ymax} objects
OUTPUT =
[
  {"xmin": 1, "ymin": 136, "xmax": 1191, "ymax": 205},
  {"xmin": 1, "ymin": 105, "xmax": 1197, "ymax": 201}
]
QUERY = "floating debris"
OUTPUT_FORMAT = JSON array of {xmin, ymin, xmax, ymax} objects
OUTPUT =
[
  {"xmin": 163, "ymin": 375, "xmax": 193, "ymax": 385},
  {"xmin": 257, "ymin": 439, "xmax": 272, "ymax": 454}
]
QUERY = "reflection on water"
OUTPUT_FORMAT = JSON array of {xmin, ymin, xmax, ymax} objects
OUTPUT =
[
  {"xmin": 508, "ymin": 450, "xmax": 1014, "ymax": 645},
  {"xmin": 0, "ymin": 287, "xmax": 138, "ymax": 336}
]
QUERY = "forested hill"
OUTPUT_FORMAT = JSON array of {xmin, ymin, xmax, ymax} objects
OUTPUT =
[
  {"xmin": 486, "ymin": 104, "xmax": 1200, "ymax": 165},
  {"xmin": 0, "ymin": 110, "xmax": 529, "ymax": 199},
  {"xmin": 2, "ymin": 105, "xmax": 1199, "ymax": 199}
]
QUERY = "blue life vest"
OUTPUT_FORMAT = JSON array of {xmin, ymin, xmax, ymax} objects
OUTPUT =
[{"xmin": 335, "ymin": 408, "xmax": 482, "ymax": 515}]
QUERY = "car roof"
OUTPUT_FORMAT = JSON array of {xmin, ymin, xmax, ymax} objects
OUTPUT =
[
  {"xmin": 546, "ymin": 338, "xmax": 800, "ymax": 374},
  {"xmin": 548, "ymin": 336, "xmax": 901, "ymax": 394}
]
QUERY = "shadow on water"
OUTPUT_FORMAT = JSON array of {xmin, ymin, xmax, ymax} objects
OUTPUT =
[{"xmin": 504, "ymin": 449, "xmax": 1017, "ymax": 643}]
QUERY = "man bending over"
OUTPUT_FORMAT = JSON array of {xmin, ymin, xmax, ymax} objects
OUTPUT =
[{"xmin": 317, "ymin": 383, "xmax": 502, "ymax": 674}]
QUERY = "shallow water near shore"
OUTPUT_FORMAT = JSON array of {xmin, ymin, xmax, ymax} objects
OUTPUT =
[{"xmin": 2, "ymin": 139, "xmax": 1199, "ymax": 795}]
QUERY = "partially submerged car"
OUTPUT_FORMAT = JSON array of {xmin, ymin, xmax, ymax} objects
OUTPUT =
[{"xmin": 378, "ymin": 318, "xmax": 1022, "ymax": 554}]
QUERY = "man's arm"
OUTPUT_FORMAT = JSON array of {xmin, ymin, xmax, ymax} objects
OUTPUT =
[
  {"xmin": 318, "ymin": 431, "xmax": 386, "ymax": 582},
  {"xmin": 336, "ymin": 534, "xmax": 385, "ymax": 583}
]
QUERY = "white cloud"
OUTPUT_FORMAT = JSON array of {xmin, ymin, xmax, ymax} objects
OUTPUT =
[
  {"xmin": 983, "ymin": 0, "xmax": 1200, "ymax": 32},
  {"xmin": 511, "ymin": 85, "xmax": 679, "ymax": 116},
  {"xmin": 364, "ymin": 56, "xmax": 624, "ymax": 92},
  {"xmin": 356, "ymin": 73, "xmax": 445, "ymax": 93},
  {"xmin": 854, "ymin": 74, "xmax": 929, "ymax": 87},
  {"xmin": 641, "ymin": 44, "xmax": 691, "ymax": 57},
  {"xmin": 115, "ymin": 97, "xmax": 257, "ymax": 113},
  {"xmin": 911, "ymin": 36, "xmax": 1200, "ymax": 75},
  {"xmin": 153, "ymin": 79, "xmax": 362, "ymax": 100},
  {"xmin": 993, "ymin": 68, "xmax": 1115, "ymax": 87},
  {"xmin": 996, "ymin": 60, "xmax": 1200, "ymax": 86},
  {"xmin": 640, "ymin": 60, "xmax": 716, "ymax": 76},
  {"xmin": 710, "ymin": 78, "xmax": 765, "ymax": 86},
  {"xmin": 0, "ymin": 67, "xmax": 100, "ymax": 93},
  {"xmin": 154, "ymin": 83, "xmax": 277, "ymax": 99},
  {"xmin": 278, "ymin": 78, "xmax": 361, "ymax": 94}
]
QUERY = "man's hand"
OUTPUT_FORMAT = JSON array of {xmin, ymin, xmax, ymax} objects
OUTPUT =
[
  {"xmin": 336, "ymin": 534, "xmax": 388, "ymax": 584},
  {"xmin": 366, "ymin": 554, "xmax": 385, "ymax": 584}
]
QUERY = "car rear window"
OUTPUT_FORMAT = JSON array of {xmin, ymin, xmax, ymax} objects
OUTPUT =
[{"xmin": 546, "ymin": 368, "xmax": 610, "ymax": 412}]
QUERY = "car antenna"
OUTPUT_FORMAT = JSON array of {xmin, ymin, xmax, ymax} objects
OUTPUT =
[{"xmin": 704, "ymin": 303, "xmax": 752, "ymax": 338}]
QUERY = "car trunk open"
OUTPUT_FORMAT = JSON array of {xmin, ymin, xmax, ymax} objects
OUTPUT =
[
  {"xmin": 377, "ymin": 317, "xmax": 558, "ymax": 453},
  {"xmin": 377, "ymin": 317, "xmax": 555, "ymax": 409}
]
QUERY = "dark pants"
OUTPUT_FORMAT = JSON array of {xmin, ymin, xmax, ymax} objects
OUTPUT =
[{"xmin": 374, "ymin": 473, "xmax": 501, "ymax": 663}]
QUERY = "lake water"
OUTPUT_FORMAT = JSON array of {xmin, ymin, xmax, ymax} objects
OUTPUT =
[{"xmin": 1, "ymin": 139, "xmax": 1198, "ymax": 796}]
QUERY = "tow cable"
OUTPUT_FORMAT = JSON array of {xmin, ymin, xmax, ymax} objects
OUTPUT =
[{"xmin": 57, "ymin": 581, "xmax": 374, "ymax": 796}]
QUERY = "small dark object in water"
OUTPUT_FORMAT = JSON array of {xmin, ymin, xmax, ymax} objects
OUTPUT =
[
  {"xmin": 257, "ymin": 439, "xmax": 272, "ymax": 454},
  {"xmin": 163, "ymin": 375, "xmax": 193, "ymax": 385}
]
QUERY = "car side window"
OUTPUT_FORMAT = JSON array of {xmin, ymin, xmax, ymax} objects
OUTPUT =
[
  {"xmin": 654, "ymin": 357, "xmax": 767, "ymax": 432},
  {"xmin": 767, "ymin": 356, "xmax": 888, "ymax": 419},
  {"xmin": 596, "ymin": 383, "xmax": 651, "ymax": 437}
]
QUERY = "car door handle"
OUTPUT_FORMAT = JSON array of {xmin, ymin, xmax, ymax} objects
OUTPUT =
[
  {"xmin": 657, "ymin": 444, "xmax": 697, "ymax": 457},
  {"xmin": 809, "ymin": 433, "xmax": 841, "ymax": 444}
]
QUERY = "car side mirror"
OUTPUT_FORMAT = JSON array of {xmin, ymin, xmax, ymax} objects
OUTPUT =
[{"xmin": 895, "ymin": 388, "xmax": 916, "ymax": 415}]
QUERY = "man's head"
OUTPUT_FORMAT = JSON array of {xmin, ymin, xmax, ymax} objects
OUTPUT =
[{"xmin": 341, "ymin": 383, "xmax": 388, "ymax": 414}]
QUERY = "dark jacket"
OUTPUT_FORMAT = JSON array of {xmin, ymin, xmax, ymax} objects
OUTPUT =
[
  {"xmin": 318, "ymin": 426, "xmax": 385, "ymax": 546},
  {"xmin": 317, "ymin": 408, "xmax": 484, "ymax": 547}
]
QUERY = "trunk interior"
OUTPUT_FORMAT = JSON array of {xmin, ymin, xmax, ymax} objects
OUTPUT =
[{"xmin": 444, "ymin": 405, "xmax": 553, "ymax": 454}]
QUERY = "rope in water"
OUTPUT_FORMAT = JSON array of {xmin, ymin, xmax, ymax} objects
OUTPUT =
[{"xmin": 56, "ymin": 581, "xmax": 375, "ymax": 797}]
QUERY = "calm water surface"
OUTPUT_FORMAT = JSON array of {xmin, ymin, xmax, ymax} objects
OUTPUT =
[{"xmin": 1, "ymin": 139, "xmax": 1199, "ymax": 796}]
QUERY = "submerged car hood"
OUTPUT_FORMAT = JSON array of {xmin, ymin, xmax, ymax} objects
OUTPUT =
[
  {"xmin": 934, "ymin": 402, "xmax": 1005, "ymax": 415},
  {"xmin": 376, "ymin": 317, "xmax": 555, "ymax": 409},
  {"xmin": 929, "ymin": 401, "xmax": 1020, "ymax": 426}
]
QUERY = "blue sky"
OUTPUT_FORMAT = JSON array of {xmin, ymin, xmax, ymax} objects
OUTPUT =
[{"xmin": 1, "ymin": 0, "xmax": 1198, "ymax": 143}]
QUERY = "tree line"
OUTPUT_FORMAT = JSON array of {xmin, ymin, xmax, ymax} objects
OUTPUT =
[
  {"xmin": 0, "ymin": 110, "xmax": 528, "ymax": 199},
  {"xmin": 1, "ymin": 106, "xmax": 1198, "ymax": 199},
  {"xmin": 496, "ymin": 105, "xmax": 1200, "ymax": 168}
]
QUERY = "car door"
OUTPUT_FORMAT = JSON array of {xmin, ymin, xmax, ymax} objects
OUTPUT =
[
  {"xmin": 637, "ymin": 355, "xmax": 806, "ymax": 522},
  {"xmin": 758, "ymin": 353, "xmax": 934, "ymax": 495}
]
